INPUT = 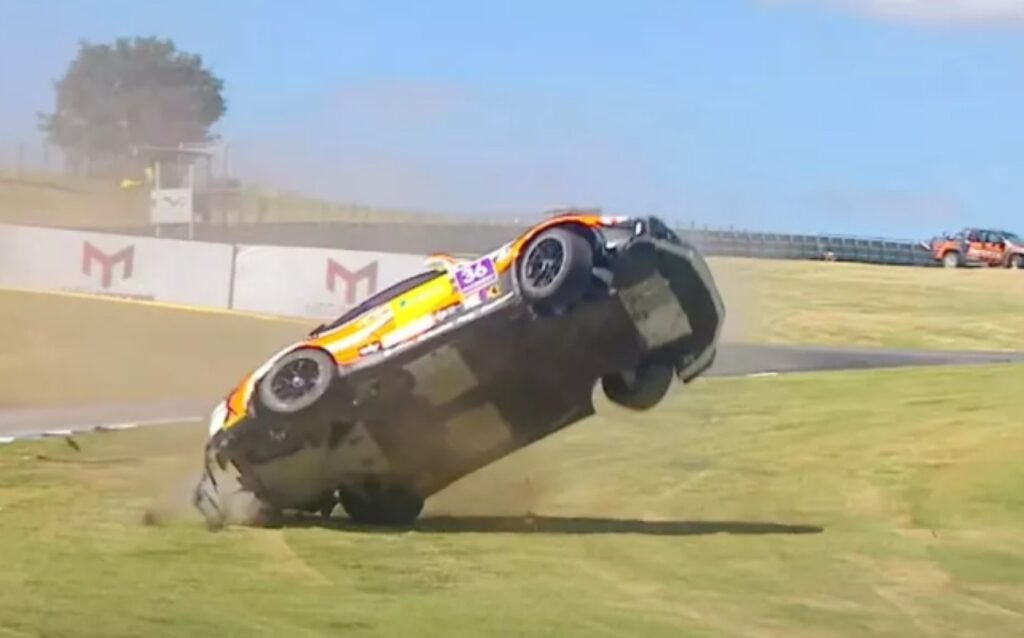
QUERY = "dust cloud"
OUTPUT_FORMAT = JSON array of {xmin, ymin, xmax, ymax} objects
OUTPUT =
[{"xmin": 704, "ymin": 256, "xmax": 764, "ymax": 344}]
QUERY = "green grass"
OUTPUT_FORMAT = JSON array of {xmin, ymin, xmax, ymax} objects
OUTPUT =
[
  {"xmin": 712, "ymin": 257, "xmax": 1024, "ymax": 350},
  {"xmin": 2, "ymin": 365, "xmax": 1023, "ymax": 637}
]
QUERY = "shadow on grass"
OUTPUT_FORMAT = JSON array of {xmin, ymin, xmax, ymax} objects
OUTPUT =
[{"xmin": 289, "ymin": 514, "xmax": 824, "ymax": 537}]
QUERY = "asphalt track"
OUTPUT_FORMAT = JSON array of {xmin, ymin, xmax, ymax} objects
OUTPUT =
[{"xmin": 3, "ymin": 343, "xmax": 1022, "ymax": 442}]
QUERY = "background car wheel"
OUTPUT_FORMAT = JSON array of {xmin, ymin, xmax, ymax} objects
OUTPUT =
[
  {"xmin": 518, "ymin": 227, "xmax": 594, "ymax": 313},
  {"xmin": 339, "ymin": 484, "xmax": 424, "ymax": 526},
  {"xmin": 943, "ymin": 251, "xmax": 961, "ymax": 268},
  {"xmin": 602, "ymin": 360, "xmax": 675, "ymax": 411},
  {"xmin": 256, "ymin": 347, "xmax": 336, "ymax": 415}
]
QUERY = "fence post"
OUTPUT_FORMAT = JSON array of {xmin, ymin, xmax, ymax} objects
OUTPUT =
[{"xmin": 227, "ymin": 243, "xmax": 239, "ymax": 310}]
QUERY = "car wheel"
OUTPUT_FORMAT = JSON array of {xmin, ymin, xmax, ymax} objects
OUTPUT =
[
  {"xmin": 256, "ymin": 347, "xmax": 336, "ymax": 416},
  {"xmin": 943, "ymin": 251, "xmax": 961, "ymax": 268},
  {"xmin": 1011, "ymin": 254, "xmax": 1024, "ymax": 270},
  {"xmin": 339, "ymin": 483, "xmax": 424, "ymax": 526},
  {"xmin": 517, "ymin": 227, "xmax": 594, "ymax": 313},
  {"xmin": 602, "ymin": 360, "xmax": 675, "ymax": 411}
]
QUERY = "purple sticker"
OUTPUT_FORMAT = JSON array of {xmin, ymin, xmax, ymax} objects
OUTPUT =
[{"xmin": 455, "ymin": 257, "xmax": 497, "ymax": 293}]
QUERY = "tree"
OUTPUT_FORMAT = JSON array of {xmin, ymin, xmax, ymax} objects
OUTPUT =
[{"xmin": 39, "ymin": 36, "xmax": 227, "ymax": 174}]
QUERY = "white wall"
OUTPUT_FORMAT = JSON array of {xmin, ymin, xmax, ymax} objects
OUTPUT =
[
  {"xmin": 229, "ymin": 243, "xmax": 429, "ymax": 319},
  {"xmin": 0, "ymin": 224, "xmax": 438, "ymax": 320},
  {"xmin": 0, "ymin": 224, "xmax": 235, "ymax": 307}
]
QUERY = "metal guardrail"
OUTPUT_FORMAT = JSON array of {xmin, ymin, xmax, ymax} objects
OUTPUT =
[
  {"xmin": 677, "ymin": 228, "xmax": 938, "ymax": 267},
  {"xmin": 96, "ymin": 220, "xmax": 941, "ymax": 268}
]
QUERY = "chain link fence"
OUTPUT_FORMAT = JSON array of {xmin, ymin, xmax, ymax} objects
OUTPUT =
[{"xmin": 0, "ymin": 138, "xmax": 68, "ymax": 176}]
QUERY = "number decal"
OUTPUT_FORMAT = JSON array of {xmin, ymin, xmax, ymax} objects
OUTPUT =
[{"xmin": 455, "ymin": 257, "xmax": 497, "ymax": 294}]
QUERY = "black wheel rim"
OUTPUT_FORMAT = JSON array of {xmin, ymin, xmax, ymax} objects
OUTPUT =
[
  {"xmin": 268, "ymin": 357, "xmax": 322, "ymax": 404},
  {"xmin": 524, "ymin": 237, "xmax": 565, "ymax": 289}
]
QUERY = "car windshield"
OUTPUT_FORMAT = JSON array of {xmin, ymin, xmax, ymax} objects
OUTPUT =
[
  {"xmin": 1003, "ymin": 232, "xmax": 1022, "ymax": 243},
  {"xmin": 311, "ymin": 269, "xmax": 444, "ymax": 335}
]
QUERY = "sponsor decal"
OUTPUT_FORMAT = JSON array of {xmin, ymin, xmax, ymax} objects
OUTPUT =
[
  {"xmin": 358, "ymin": 342, "xmax": 383, "ymax": 356},
  {"xmin": 432, "ymin": 303, "xmax": 461, "ymax": 323},
  {"xmin": 480, "ymin": 284, "xmax": 501, "ymax": 301},
  {"xmin": 326, "ymin": 258, "xmax": 378, "ymax": 305},
  {"xmin": 600, "ymin": 215, "xmax": 630, "ymax": 225},
  {"xmin": 381, "ymin": 314, "xmax": 437, "ymax": 349},
  {"xmin": 81, "ymin": 241, "xmax": 135, "ymax": 289}
]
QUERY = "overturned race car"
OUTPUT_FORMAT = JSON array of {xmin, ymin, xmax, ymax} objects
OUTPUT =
[{"xmin": 193, "ymin": 212, "xmax": 725, "ymax": 528}]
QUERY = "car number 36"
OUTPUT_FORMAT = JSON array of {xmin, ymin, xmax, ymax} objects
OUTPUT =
[{"xmin": 456, "ymin": 258, "xmax": 495, "ymax": 289}]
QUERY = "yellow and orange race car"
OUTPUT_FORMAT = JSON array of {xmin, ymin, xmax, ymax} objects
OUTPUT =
[{"xmin": 193, "ymin": 212, "xmax": 725, "ymax": 528}]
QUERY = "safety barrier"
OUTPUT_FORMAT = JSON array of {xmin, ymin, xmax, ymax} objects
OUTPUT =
[
  {"xmin": 0, "ymin": 224, "xmax": 429, "ymax": 320},
  {"xmin": 677, "ymin": 228, "xmax": 937, "ymax": 267},
  {"xmin": 0, "ymin": 223, "xmax": 235, "ymax": 306},
  {"xmin": 0, "ymin": 219, "xmax": 944, "ymax": 325},
  {"xmin": 96, "ymin": 220, "xmax": 941, "ymax": 268}
]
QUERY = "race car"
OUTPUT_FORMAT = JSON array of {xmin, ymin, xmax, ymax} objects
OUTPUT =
[
  {"xmin": 192, "ymin": 211, "xmax": 725, "ymax": 528},
  {"xmin": 924, "ymin": 227, "xmax": 1024, "ymax": 269}
]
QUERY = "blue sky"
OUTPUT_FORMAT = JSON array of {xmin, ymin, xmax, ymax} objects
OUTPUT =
[{"xmin": 1, "ymin": 0, "xmax": 1022, "ymax": 238}]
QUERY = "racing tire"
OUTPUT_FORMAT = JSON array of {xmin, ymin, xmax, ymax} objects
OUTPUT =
[
  {"xmin": 942, "ymin": 251, "xmax": 961, "ymax": 269},
  {"xmin": 1011, "ymin": 254, "xmax": 1024, "ymax": 270},
  {"xmin": 602, "ymin": 360, "xmax": 675, "ymax": 411},
  {"xmin": 517, "ymin": 227, "xmax": 594, "ymax": 313},
  {"xmin": 256, "ymin": 347, "xmax": 336, "ymax": 416},
  {"xmin": 339, "ymin": 484, "xmax": 425, "ymax": 527}
]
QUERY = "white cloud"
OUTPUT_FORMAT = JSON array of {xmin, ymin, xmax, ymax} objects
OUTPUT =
[{"xmin": 769, "ymin": 0, "xmax": 1024, "ymax": 26}]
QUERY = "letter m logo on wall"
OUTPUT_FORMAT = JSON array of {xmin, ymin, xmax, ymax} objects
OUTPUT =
[
  {"xmin": 325, "ymin": 259, "xmax": 378, "ymax": 305},
  {"xmin": 81, "ymin": 242, "xmax": 135, "ymax": 289}
]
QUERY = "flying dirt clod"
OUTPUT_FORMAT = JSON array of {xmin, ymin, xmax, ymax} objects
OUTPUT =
[{"xmin": 192, "ymin": 211, "xmax": 725, "ymax": 528}]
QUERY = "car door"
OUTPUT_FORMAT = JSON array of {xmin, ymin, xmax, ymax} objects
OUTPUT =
[
  {"xmin": 987, "ymin": 231, "xmax": 1008, "ymax": 265},
  {"xmin": 964, "ymin": 230, "xmax": 987, "ymax": 263}
]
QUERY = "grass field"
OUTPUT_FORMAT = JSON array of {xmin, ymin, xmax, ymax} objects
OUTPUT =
[
  {"xmin": 712, "ymin": 257, "xmax": 1024, "ymax": 351},
  {"xmin": 1, "ymin": 365, "xmax": 1022, "ymax": 637}
]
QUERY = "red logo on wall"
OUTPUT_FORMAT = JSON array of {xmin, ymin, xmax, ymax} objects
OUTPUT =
[
  {"xmin": 81, "ymin": 242, "xmax": 135, "ymax": 289},
  {"xmin": 325, "ymin": 259, "xmax": 378, "ymax": 305}
]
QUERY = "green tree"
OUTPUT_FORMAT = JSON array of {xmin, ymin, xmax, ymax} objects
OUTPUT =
[{"xmin": 39, "ymin": 36, "xmax": 226, "ymax": 173}]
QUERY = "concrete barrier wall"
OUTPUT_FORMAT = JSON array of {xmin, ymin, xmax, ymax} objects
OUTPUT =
[
  {"xmin": 0, "ymin": 224, "xmax": 432, "ymax": 320},
  {"xmin": 0, "ymin": 224, "xmax": 236, "ymax": 306},
  {"xmin": 230, "ymin": 243, "xmax": 428, "ymax": 319}
]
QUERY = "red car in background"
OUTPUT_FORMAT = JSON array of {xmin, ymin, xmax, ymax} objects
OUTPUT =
[{"xmin": 924, "ymin": 228, "xmax": 1024, "ymax": 269}]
